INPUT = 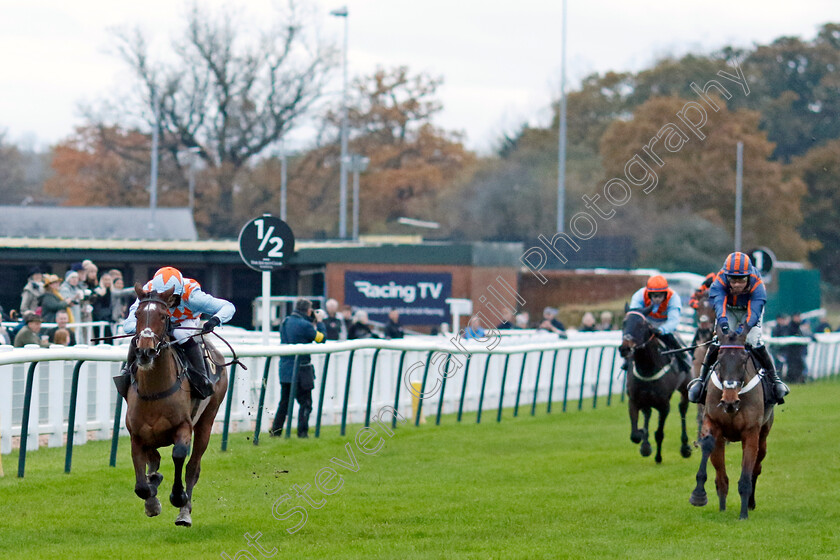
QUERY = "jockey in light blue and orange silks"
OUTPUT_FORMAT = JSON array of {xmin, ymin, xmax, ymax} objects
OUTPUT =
[
  {"xmin": 624, "ymin": 275, "xmax": 692, "ymax": 374},
  {"xmin": 687, "ymin": 252, "xmax": 789, "ymax": 404},
  {"xmin": 115, "ymin": 267, "xmax": 235, "ymax": 401}
]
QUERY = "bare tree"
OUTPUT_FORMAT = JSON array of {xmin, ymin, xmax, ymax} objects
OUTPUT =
[{"xmin": 95, "ymin": 1, "xmax": 336, "ymax": 237}]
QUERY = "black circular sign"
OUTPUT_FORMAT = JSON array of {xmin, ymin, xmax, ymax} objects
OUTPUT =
[
  {"xmin": 750, "ymin": 247, "xmax": 775, "ymax": 276},
  {"xmin": 238, "ymin": 215, "xmax": 295, "ymax": 271}
]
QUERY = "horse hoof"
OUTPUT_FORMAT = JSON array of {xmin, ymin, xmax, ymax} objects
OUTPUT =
[
  {"xmin": 170, "ymin": 491, "xmax": 188, "ymax": 508},
  {"xmin": 640, "ymin": 442, "xmax": 652, "ymax": 457},
  {"xmin": 145, "ymin": 497, "xmax": 162, "ymax": 517},
  {"xmin": 689, "ymin": 491, "xmax": 707, "ymax": 507},
  {"xmin": 655, "ymin": 454, "xmax": 662, "ymax": 464},
  {"xmin": 680, "ymin": 445, "xmax": 692, "ymax": 458},
  {"xmin": 175, "ymin": 511, "xmax": 192, "ymax": 527},
  {"xmin": 739, "ymin": 513, "xmax": 749, "ymax": 520},
  {"xmin": 630, "ymin": 431, "xmax": 643, "ymax": 444}
]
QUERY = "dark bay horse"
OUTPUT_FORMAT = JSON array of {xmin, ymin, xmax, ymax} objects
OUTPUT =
[
  {"xmin": 689, "ymin": 329, "xmax": 774, "ymax": 519},
  {"xmin": 125, "ymin": 285, "xmax": 228, "ymax": 526},
  {"xmin": 621, "ymin": 308, "xmax": 692, "ymax": 463}
]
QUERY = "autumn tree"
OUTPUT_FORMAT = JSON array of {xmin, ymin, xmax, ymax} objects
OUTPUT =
[
  {"xmin": 88, "ymin": 1, "xmax": 336, "ymax": 237},
  {"xmin": 251, "ymin": 66, "xmax": 475, "ymax": 238},
  {"xmin": 599, "ymin": 95, "xmax": 810, "ymax": 266},
  {"xmin": 789, "ymin": 139, "xmax": 840, "ymax": 284}
]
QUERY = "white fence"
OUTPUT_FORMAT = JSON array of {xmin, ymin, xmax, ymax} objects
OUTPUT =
[{"xmin": 2, "ymin": 329, "xmax": 839, "ymax": 457}]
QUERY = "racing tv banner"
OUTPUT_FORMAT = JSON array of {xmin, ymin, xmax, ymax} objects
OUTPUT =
[{"xmin": 344, "ymin": 271, "xmax": 452, "ymax": 326}]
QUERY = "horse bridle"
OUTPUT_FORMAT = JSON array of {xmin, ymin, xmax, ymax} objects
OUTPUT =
[
  {"xmin": 624, "ymin": 311, "xmax": 657, "ymax": 350},
  {"xmin": 135, "ymin": 295, "xmax": 173, "ymax": 359}
]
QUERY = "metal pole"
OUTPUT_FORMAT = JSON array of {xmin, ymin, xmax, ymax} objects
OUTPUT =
[
  {"xmin": 331, "ymin": 7, "xmax": 350, "ymax": 239},
  {"xmin": 556, "ymin": 0, "xmax": 567, "ymax": 234},
  {"xmin": 280, "ymin": 147, "xmax": 288, "ymax": 221},
  {"xmin": 735, "ymin": 141, "xmax": 743, "ymax": 251},
  {"xmin": 149, "ymin": 91, "xmax": 160, "ymax": 233},
  {"xmin": 261, "ymin": 271, "xmax": 271, "ymax": 346},
  {"xmin": 352, "ymin": 167, "xmax": 360, "ymax": 240},
  {"xmin": 188, "ymin": 147, "xmax": 198, "ymax": 214}
]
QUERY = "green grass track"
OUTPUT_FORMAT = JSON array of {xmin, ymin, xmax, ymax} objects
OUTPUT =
[{"xmin": 1, "ymin": 378, "xmax": 838, "ymax": 559}]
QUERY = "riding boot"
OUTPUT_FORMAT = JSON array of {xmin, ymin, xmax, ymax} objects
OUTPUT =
[
  {"xmin": 751, "ymin": 344, "xmax": 789, "ymax": 404},
  {"xmin": 659, "ymin": 332, "xmax": 692, "ymax": 375},
  {"xmin": 687, "ymin": 343, "xmax": 719, "ymax": 403},
  {"xmin": 113, "ymin": 343, "xmax": 137, "ymax": 400},
  {"xmin": 181, "ymin": 338, "xmax": 214, "ymax": 400}
]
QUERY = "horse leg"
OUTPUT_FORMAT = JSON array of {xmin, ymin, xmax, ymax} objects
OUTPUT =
[
  {"xmin": 653, "ymin": 403, "xmax": 669, "ymax": 464},
  {"xmin": 131, "ymin": 437, "xmax": 154, "ymax": 500},
  {"xmin": 710, "ymin": 430, "xmax": 728, "ymax": 512},
  {"xmin": 738, "ymin": 429, "xmax": 760, "ymax": 519},
  {"xmin": 145, "ymin": 449, "xmax": 163, "ymax": 517},
  {"xmin": 678, "ymin": 390, "xmax": 692, "ymax": 458},
  {"xmin": 690, "ymin": 421, "xmax": 714, "ymax": 507},
  {"xmin": 750, "ymin": 425, "xmax": 770, "ymax": 511},
  {"xmin": 169, "ymin": 424, "xmax": 191, "ymax": 510},
  {"xmin": 639, "ymin": 408, "xmax": 652, "ymax": 457},
  {"xmin": 628, "ymin": 400, "xmax": 644, "ymax": 444},
  {"xmin": 176, "ymin": 405, "xmax": 216, "ymax": 527}
]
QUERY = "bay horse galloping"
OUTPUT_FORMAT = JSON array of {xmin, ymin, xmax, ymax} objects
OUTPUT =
[
  {"xmin": 621, "ymin": 308, "xmax": 692, "ymax": 463},
  {"xmin": 689, "ymin": 328, "xmax": 774, "ymax": 519},
  {"xmin": 125, "ymin": 285, "xmax": 228, "ymax": 526}
]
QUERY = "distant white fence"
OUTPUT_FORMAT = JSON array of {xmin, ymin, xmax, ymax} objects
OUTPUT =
[{"xmin": 2, "ymin": 329, "xmax": 839, "ymax": 459}]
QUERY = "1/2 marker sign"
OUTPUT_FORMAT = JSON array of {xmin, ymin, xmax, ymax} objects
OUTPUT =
[{"xmin": 238, "ymin": 215, "xmax": 296, "ymax": 271}]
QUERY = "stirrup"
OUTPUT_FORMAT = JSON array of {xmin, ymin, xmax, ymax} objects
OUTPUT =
[{"xmin": 687, "ymin": 377, "xmax": 704, "ymax": 403}]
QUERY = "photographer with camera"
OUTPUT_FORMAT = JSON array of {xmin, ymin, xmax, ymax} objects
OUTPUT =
[{"xmin": 270, "ymin": 298, "xmax": 327, "ymax": 439}]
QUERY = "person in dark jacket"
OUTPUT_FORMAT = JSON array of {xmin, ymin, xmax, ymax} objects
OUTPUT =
[
  {"xmin": 384, "ymin": 308, "xmax": 405, "ymax": 339},
  {"xmin": 271, "ymin": 298, "xmax": 326, "ymax": 438},
  {"xmin": 348, "ymin": 310, "xmax": 379, "ymax": 340}
]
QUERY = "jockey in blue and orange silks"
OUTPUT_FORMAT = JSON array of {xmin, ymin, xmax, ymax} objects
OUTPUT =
[
  {"xmin": 114, "ymin": 267, "xmax": 235, "ymax": 400},
  {"xmin": 687, "ymin": 252, "xmax": 789, "ymax": 404}
]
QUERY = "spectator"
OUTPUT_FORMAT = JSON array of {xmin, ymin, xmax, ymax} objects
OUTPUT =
[
  {"xmin": 348, "ymin": 310, "xmax": 379, "ymax": 340},
  {"xmin": 814, "ymin": 318, "xmax": 833, "ymax": 333},
  {"xmin": 384, "ymin": 308, "xmax": 405, "ymax": 339},
  {"xmin": 463, "ymin": 316, "xmax": 486, "ymax": 340},
  {"xmin": 14, "ymin": 312, "xmax": 49, "ymax": 348},
  {"xmin": 496, "ymin": 308, "xmax": 516, "ymax": 330},
  {"xmin": 19, "ymin": 266, "xmax": 44, "ymax": 315},
  {"xmin": 81, "ymin": 260, "xmax": 99, "ymax": 290},
  {"xmin": 597, "ymin": 311, "xmax": 614, "ymax": 331},
  {"xmin": 515, "ymin": 312, "xmax": 530, "ymax": 329},
  {"xmin": 539, "ymin": 307, "xmax": 567, "ymax": 338},
  {"xmin": 0, "ymin": 322, "xmax": 10, "ymax": 345},
  {"xmin": 90, "ymin": 272, "xmax": 114, "ymax": 339},
  {"xmin": 270, "ymin": 298, "xmax": 326, "ymax": 438},
  {"xmin": 52, "ymin": 328, "xmax": 71, "ymax": 346},
  {"xmin": 46, "ymin": 310, "xmax": 77, "ymax": 346},
  {"xmin": 59, "ymin": 270, "xmax": 87, "ymax": 324},
  {"xmin": 322, "ymin": 298, "xmax": 346, "ymax": 341},
  {"xmin": 787, "ymin": 312, "xmax": 810, "ymax": 382},
  {"xmin": 110, "ymin": 275, "xmax": 136, "ymax": 323},
  {"xmin": 39, "ymin": 274, "xmax": 71, "ymax": 322},
  {"xmin": 579, "ymin": 312, "xmax": 598, "ymax": 332},
  {"xmin": 771, "ymin": 313, "xmax": 792, "ymax": 373}
]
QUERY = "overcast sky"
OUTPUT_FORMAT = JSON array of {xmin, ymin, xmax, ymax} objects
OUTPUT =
[{"xmin": 0, "ymin": 0, "xmax": 835, "ymax": 153}]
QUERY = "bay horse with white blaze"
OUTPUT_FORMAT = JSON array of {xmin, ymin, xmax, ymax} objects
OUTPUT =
[
  {"xmin": 689, "ymin": 327, "xmax": 774, "ymax": 519},
  {"xmin": 125, "ymin": 285, "xmax": 228, "ymax": 526},
  {"xmin": 620, "ymin": 307, "xmax": 692, "ymax": 463}
]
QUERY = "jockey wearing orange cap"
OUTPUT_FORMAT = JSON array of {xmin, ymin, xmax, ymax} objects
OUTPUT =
[
  {"xmin": 114, "ymin": 267, "xmax": 235, "ymax": 400},
  {"xmin": 622, "ymin": 275, "xmax": 692, "ymax": 375},
  {"xmin": 687, "ymin": 252, "xmax": 789, "ymax": 404}
]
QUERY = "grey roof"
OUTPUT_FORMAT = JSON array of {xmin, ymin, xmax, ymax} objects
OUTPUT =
[{"xmin": 0, "ymin": 206, "xmax": 198, "ymax": 240}]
